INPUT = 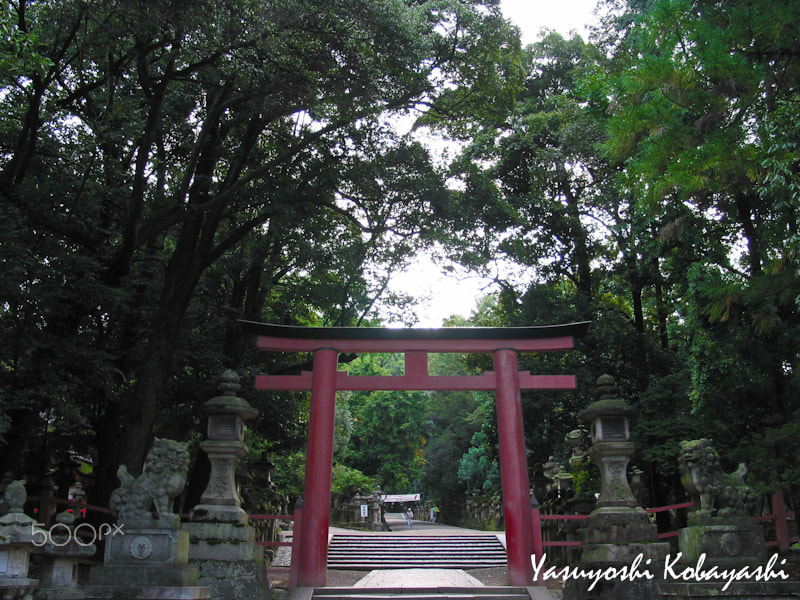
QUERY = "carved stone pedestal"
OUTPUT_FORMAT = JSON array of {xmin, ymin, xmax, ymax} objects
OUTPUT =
[
  {"xmin": 580, "ymin": 506, "xmax": 670, "ymax": 566},
  {"xmin": 659, "ymin": 581, "xmax": 800, "ymax": 600},
  {"xmin": 564, "ymin": 506, "xmax": 670, "ymax": 600},
  {"xmin": 36, "ymin": 556, "xmax": 86, "ymax": 600},
  {"xmin": 658, "ymin": 518, "xmax": 797, "ymax": 599},
  {"xmin": 0, "ymin": 543, "xmax": 39, "ymax": 600},
  {"xmin": 85, "ymin": 521, "xmax": 210, "ymax": 600},
  {"xmin": 185, "ymin": 523, "xmax": 268, "ymax": 600},
  {"xmin": 189, "ymin": 441, "xmax": 249, "ymax": 524},
  {"xmin": 679, "ymin": 517, "xmax": 766, "ymax": 566}
]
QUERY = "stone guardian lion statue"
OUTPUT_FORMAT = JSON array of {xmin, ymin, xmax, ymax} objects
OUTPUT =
[
  {"xmin": 109, "ymin": 438, "xmax": 190, "ymax": 525},
  {"xmin": 678, "ymin": 438, "xmax": 758, "ymax": 519}
]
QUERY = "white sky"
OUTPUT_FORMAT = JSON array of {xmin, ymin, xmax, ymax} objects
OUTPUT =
[
  {"xmin": 384, "ymin": 1, "xmax": 598, "ymax": 328},
  {"xmin": 501, "ymin": 0, "xmax": 597, "ymax": 44}
]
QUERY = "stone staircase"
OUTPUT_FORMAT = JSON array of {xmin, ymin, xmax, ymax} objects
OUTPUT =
[
  {"xmin": 326, "ymin": 534, "xmax": 508, "ymax": 571},
  {"xmin": 310, "ymin": 587, "xmax": 533, "ymax": 600}
]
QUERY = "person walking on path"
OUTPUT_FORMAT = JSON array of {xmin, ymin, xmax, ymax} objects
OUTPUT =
[{"xmin": 405, "ymin": 507, "xmax": 414, "ymax": 529}]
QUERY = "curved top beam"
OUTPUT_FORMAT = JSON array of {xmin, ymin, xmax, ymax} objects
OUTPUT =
[
  {"xmin": 240, "ymin": 320, "xmax": 591, "ymax": 354},
  {"xmin": 240, "ymin": 320, "xmax": 590, "ymax": 340}
]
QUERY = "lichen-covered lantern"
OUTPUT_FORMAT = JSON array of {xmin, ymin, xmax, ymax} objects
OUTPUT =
[
  {"xmin": 583, "ymin": 375, "xmax": 633, "ymax": 444},
  {"xmin": 191, "ymin": 370, "xmax": 258, "ymax": 523},
  {"xmin": 368, "ymin": 487, "xmax": 383, "ymax": 531},
  {"xmin": 205, "ymin": 370, "xmax": 258, "ymax": 442},
  {"xmin": 572, "ymin": 374, "xmax": 669, "ymax": 577},
  {"xmin": 34, "ymin": 509, "xmax": 96, "ymax": 599},
  {"xmin": 577, "ymin": 374, "xmax": 638, "ymax": 508},
  {"xmin": 0, "ymin": 480, "xmax": 44, "ymax": 598}
]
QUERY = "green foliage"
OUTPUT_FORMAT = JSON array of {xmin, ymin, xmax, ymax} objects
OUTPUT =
[
  {"xmin": 340, "ymin": 354, "xmax": 428, "ymax": 492},
  {"xmin": 331, "ymin": 463, "xmax": 376, "ymax": 500},
  {"xmin": 0, "ymin": 2, "xmax": 51, "ymax": 80},
  {"xmin": 587, "ymin": 0, "xmax": 800, "ymax": 494},
  {"xmin": 5, "ymin": 0, "xmax": 800, "ymax": 518},
  {"xmin": 633, "ymin": 373, "xmax": 704, "ymax": 478},
  {"xmin": 734, "ymin": 412, "xmax": 800, "ymax": 493},
  {"xmin": 457, "ymin": 431, "xmax": 501, "ymax": 494},
  {"xmin": 570, "ymin": 460, "xmax": 600, "ymax": 503},
  {"xmin": 268, "ymin": 451, "xmax": 306, "ymax": 503},
  {"xmin": 446, "ymin": 31, "xmax": 615, "ymax": 298}
]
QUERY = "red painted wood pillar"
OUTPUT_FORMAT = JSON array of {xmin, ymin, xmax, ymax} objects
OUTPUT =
[
  {"xmin": 773, "ymin": 487, "xmax": 790, "ymax": 552},
  {"xmin": 296, "ymin": 348, "xmax": 338, "ymax": 588},
  {"xmin": 494, "ymin": 348, "xmax": 535, "ymax": 586},
  {"xmin": 288, "ymin": 497, "xmax": 304, "ymax": 589},
  {"xmin": 531, "ymin": 495, "xmax": 545, "ymax": 584}
]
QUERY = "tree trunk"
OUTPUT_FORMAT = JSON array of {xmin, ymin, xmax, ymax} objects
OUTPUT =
[
  {"xmin": 121, "ymin": 332, "xmax": 177, "ymax": 473},
  {"xmin": 108, "ymin": 221, "xmax": 210, "ymax": 477},
  {"xmin": 653, "ymin": 258, "xmax": 669, "ymax": 350},
  {"xmin": 734, "ymin": 192, "xmax": 763, "ymax": 276}
]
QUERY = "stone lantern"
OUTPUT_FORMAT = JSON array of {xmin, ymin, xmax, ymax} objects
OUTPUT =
[
  {"xmin": 565, "ymin": 429, "xmax": 587, "ymax": 469},
  {"xmin": 186, "ymin": 371, "xmax": 268, "ymax": 600},
  {"xmin": 578, "ymin": 374, "xmax": 638, "ymax": 508},
  {"xmin": 572, "ymin": 375, "xmax": 668, "ymax": 570},
  {"xmin": 34, "ymin": 510, "xmax": 95, "ymax": 600},
  {"xmin": 190, "ymin": 370, "xmax": 258, "ymax": 524},
  {"xmin": 0, "ymin": 480, "xmax": 43, "ymax": 599},
  {"xmin": 368, "ymin": 488, "xmax": 383, "ymax": 531}
]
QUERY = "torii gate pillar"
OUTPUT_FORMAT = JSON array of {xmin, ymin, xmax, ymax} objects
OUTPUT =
[
  {"xmin": 244, "ymin": 321, "xmax": 590, "ymax": 589},
  {"xmin": 494, "ymin": 348, "xmax": 535, "ymax": 585},
  {"xmin": 296, "ymin": 348, "xmax": 338, "ymax": 588}
]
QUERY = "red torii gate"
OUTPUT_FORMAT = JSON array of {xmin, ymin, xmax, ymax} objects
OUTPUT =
[{"xmin": 242, "ymin": 321, "xmax": 590, "ymax": 588}]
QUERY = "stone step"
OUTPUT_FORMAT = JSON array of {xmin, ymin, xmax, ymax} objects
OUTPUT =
[
  {"xmin": 328, "ymin": 549, "xmax": 506, "ymax": 563},
  {"xmin": 313, "ymin": 587, "xmax": 529, "ymax": 600},
  {"xmin": 328, "ymin": 535, "xmax": 504, "ymax": 546},
  {"xmin": 328, "ymin": 535, "xmax": 498, "ymax": 540},
  {"xmin": 328, "ymin": 549, "xmax": 504, "ymax": 554},
  {"xmin": 326, "ymin": 563, "xmax": 507, "ymax": 570},
  {"xmin": 326, "ymin": 534, "xmax": 507, "ymax": 571}
]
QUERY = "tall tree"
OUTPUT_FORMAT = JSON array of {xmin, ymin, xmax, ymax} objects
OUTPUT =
[
  {"xmin": 601, "ymin": 0, "xmax": 800, "ymax": 486},
  {"xmin": 444, "ymin": 31, "xmax": 623, "ymax": 311},
  {"xmin": 0, "ymin": 0, "xmax": 522, "ymax": 499}
]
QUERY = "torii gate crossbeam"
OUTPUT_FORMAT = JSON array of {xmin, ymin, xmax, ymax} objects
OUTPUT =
[{"xmin": 242, "ymin": 321, "xmax": 590, "ymax": 589}]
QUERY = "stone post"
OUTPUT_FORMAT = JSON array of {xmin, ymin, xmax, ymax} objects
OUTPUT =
[
  {"xmin": 0, "ymin": 480, "xmax": 43, "ymax": 600},
  {"xmin": 185, "ymin": 370, "xmax": 269, "ymax": 600}
]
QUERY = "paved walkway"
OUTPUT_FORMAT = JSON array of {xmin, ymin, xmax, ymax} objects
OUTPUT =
[
  {"xmin": 273, "ymin": 515, "xmax": 561, "ymax": 599},
  {"xmin": 333, "ymin": 512, "xmax": 506, "ymax": 542},
  {"xmin": 353, "ymin": 568, "xmax": 485, "ymax": 588}
]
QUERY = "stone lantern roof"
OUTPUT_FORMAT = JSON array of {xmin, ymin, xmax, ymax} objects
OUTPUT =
[
  {"xmin": 203, "ymin": 369, "xmax": 258, "ymax": 420},
  {"xmin": 577, "ymin": 374, "xmax": 637, "ymax": 425}
]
